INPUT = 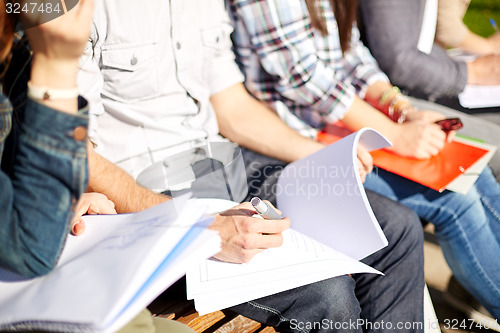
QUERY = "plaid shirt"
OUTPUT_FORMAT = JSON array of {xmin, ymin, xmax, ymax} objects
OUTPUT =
[{"xmin": 228, "ymin": 0, "xmax": 389, "ymax": 137}]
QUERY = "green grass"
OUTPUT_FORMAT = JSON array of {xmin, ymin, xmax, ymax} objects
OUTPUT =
[{"xmin": 464, "ymin": 0, "xmax": 500, "ymax": 37}]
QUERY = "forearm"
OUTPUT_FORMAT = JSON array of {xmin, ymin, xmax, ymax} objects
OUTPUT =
[
  {"xmin": 29, "ymin": 55, "xmax": 79, "ymax": 114},
  {"xmin": 459, "ymin": 31, "xmax": 496, "ymax": 55},
  {"xmin": 360, "ymin": 0, "xmax": 468, "ymax": 97},
  {"xmin": 364, "ymin": 81, "xmax": 394, "ymax": 104},
  {"xmin": 466, "ymin": 54, "xmax": 500, "ymax": 85},
  {"xmin": 341, "ymin": 96, "xmax": 399, "ymax": 143},
  {"xmin": 87, "ymin": 143, "xmax": 170, "ymax": 213},
  {"xmin": 212, "ymin": 84, "xmax": 324, "ymax": 163}
]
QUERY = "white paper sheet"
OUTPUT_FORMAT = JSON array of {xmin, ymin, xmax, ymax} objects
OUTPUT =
[
  {"xmin": 277, "ymin": 128, "xmax": 390, "ymax": 260},
  {"xmin": 0, "ymin": 195, "xmax": 220, "ymax": 333},
  {"xmin": 458, "ymin": 84, "xmax": 500, "ymax": 108},
  {"xmin": 445, "ymin": 50, "xmax": 499, "ymax": 108},
  {"xmin": 187, "ymin": 128, "xmax": 391, "ymax": 315},
  {"xmin": 188, "ymin": 228, "xmax": 381, "ymax": 315}
]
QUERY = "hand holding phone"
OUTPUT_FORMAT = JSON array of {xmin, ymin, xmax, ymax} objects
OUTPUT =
[{"xmin": 435, "ymin": 118, "xmax": 463, "ymax": 133}]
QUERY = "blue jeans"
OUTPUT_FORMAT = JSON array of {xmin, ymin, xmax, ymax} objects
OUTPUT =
[
  {"xmin": 232, "ymin": 148, "xmax": 425, "ymax": 332},
  {"xmin": 364, "ymin": 167, "xmax": 500, "ymax": 319}
]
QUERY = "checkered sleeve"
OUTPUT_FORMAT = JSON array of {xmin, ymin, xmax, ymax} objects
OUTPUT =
[
  {"xmin": 231, "ymin": 0, "xmax": 356, "ymax": 125},
  {"xmin": 343, "ymin": 26, "xmax": 390, "ymax": 99}
]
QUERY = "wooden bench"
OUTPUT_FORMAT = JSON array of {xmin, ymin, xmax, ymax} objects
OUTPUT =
[
  {"xmin": 148, "ymin": 294, "xmax": 278, "ymax": 333},
  {"xmin": 148, "ymin": 284, "xmax": 441, "ymax": 333}
]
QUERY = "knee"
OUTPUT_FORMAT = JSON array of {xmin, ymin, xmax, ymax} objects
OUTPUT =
[
  {"xmin": 382, "ymin": 202, "xmax": 424, "ymax": 253},
  {"xmin": 434, "ymin": 189, "xmax": 485, "ymax": 228},
  {"xmin": 302, "ymin": 276, "xmax": 361, "ymax": 322}
]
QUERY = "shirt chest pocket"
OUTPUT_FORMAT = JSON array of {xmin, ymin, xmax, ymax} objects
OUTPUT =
[
  {"xmin": 201, "ymin": 24, "xmax": 231, "ymax": 56},
  {"xmin": 101, "ymin": 43, "xmax": 159, "ymax": 102}
]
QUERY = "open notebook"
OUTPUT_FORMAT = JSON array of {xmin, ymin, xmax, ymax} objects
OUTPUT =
[
  {"xmin": 187, "ymin": 128, "xmax": 391, "ymax": 315},
  {"xmin": 0, "ymin": 195, "xmax": 220, "ymax": 333}
]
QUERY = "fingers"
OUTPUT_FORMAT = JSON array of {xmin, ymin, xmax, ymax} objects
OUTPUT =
[
  {"xmin": 220, "ymin": 200, "xmax": 283, "ymax": 219},
  {"xmin": 210, "ymin": 207, "xmax": 290, "ymax": 264},
  {"xmin": 412, "ymin": 130, "xmax": 445, "ymax": 159},
  {"xmin": 422, "ymin": 110, "xmax": 445, "ymax": 123},
  {"xmin": 87, "ymin": 200, "xmax": 116, "ymax": 215},
  {"xmin": 446, "ymin": 130, "xmax": 456, "ymax": 143},
  {"xmin": 393, "ymin": 121, "xmax": 447, "ymax": 159},
  {"xmin": 213, "ymin": 248, "xmax": 264, "ymax": 264},
  {"xmin": 23, "ymin": 0, "xmax": 93, "ymax": 56},
  {"xmin": 405, "ymin": 110, "xmax": 444, "ymax": 123},
  {"xmin": 356, "ymin": 145, "xmax": 372, "ymax": 183},
  {"xmin": 427, "ymin": 124, "xmax": 447, "ymax": 149},
  {"xmin": 71, "ymin": 192, "xmax": 117, "ymax": 236},
  {"xmin": 74, "ymin": 197, "xmax": 92, "ymax": 220},
  {"xmin": 71, "ymin": 217, "xmax": 86, "ymax": 236},
  {"xmin": 356, "ymin": 145, "xmax": 373, "ymax": 174},
  {"xmin": 241, "ymin": 232, "xmax": 285, "ymax": 250},
  {"xmin": 77, "ymin": 192, "xmax": 117, "ymax": 215},
  {"xmin": 357, "ymin": 159, "xmax": 367, "ymax": 183},
  {"xmin": 75, "ymin": 0, "xmax": 94, "ymax": 19},
  {"xmin": 19, "ymin": 0, "xmax": 65, "ymax": 28},
  {"xmin": 247, "ymin": 217, "xmax": 290, "ymax": 234}
]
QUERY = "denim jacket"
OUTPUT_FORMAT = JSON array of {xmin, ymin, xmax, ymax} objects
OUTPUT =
[{"xmin": 0, "ymin": 45, "xmax": 89, "ymax": 278}]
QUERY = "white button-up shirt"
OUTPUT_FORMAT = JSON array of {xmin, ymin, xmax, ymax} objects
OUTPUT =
[{"xmin": 78, "ymin": 0, "xmax": 244, "ymax": 178}]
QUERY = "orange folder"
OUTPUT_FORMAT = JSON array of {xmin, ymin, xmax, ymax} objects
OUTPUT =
[{"xmin": 318, "ymin": 124, "xmax": 489, "ymax": 192}]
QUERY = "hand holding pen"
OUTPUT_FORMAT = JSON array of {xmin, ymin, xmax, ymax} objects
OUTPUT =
[
  {"xmin": 251, "ymin": 197, "xmax": 283, "ymax": 220},
  {"xmin": 209, "ymin": 200, "xmax": 289, "ymax": 263}
]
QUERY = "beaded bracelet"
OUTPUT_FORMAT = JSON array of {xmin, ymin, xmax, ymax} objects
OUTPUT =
[
  {"xmin": 388, "ymin": 93, "xmax": 409, "ymax": 120},
  {"xmin": 379, "ymin": 86, "xmax": 401, "ymax": 106},
  {"xmin": 378, "ymin": 86, "xmax": 415, "ymax": 123},
  {"xmin": 27, "ymin": 81, "xmax": 79, "ymax": 101}
]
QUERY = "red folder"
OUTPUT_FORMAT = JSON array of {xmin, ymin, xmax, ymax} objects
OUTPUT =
[{"xmin": 318, "ymin": 124, "xmax": 490, "ymax": 192}]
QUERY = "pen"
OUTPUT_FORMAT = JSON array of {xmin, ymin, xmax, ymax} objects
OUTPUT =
[
  {"xmin": 251, "ymin": 197, "xmax": 282, "ymax": 220},
  {"xmin": 489, "ymin": 18, "xmax": 499, "ymax": 32}
]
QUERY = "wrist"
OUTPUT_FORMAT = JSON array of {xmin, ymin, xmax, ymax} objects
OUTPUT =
[
  {"xmin": 27, "ymin": 81, "xmax": 79, "ymax": 101},
  {"xmin": 384, "ymin": 120, "xmax": 404, "ymax": 146},
  {"xmin": 30, "ymin": 54, "xmax": 79, "ymax": 89},
  {"xmin": 466, "ymin": 61, "xmax": 479, "ymax": 85},
  {"xmin": 378, "ymin": 86, "xmax": 401, "ymax": 107},
  {"xmin": 378, "ymin": 89, "xmax": 412, "ymax": 124}
]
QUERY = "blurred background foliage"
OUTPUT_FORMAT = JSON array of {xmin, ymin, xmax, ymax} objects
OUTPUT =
[{"xmin": 464, "ymin": 0, "xmax": 500, "ymax": 37}]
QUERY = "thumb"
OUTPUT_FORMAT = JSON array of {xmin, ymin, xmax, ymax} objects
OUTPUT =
[{"xmin": 71, "ymin": 217, "xmax": 86, "ymax": 236}]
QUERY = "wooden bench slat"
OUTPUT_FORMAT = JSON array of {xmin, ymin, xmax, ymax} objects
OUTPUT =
[
  {"xmin": 176, "ymin": 312, "xmax": 201, "ymax": 325},
  {"xmin": 213, "ymin": 315, "xmax": 262, "ymax": 333},
  {"xmin": 149, "ymin": 295, "xmax": 277, "ymax": 332},
  {"xmin": 155, "ymin": 313, "xmax": 175, "ymax": 320},
  {"xmin": 186, "ymin": 311, "xmax": 227, "ymax": 332}
]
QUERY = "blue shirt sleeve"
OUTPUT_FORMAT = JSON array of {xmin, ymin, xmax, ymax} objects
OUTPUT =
[{"xmin": 0, "ymin": 94, "xmax": 89, "ymax": 278}]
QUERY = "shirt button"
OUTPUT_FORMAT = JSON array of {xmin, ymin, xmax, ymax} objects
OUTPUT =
[
  {"xmin": 130, "ymin": 56, "xmax": 138, "ymax": 66},
  {"xmin": 73, "ymin": 126, "xmax": 87, "ymax": 141},
  {"xmin": 176, "ymin": 42, "xmax": 181, "ymax": 49}
]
